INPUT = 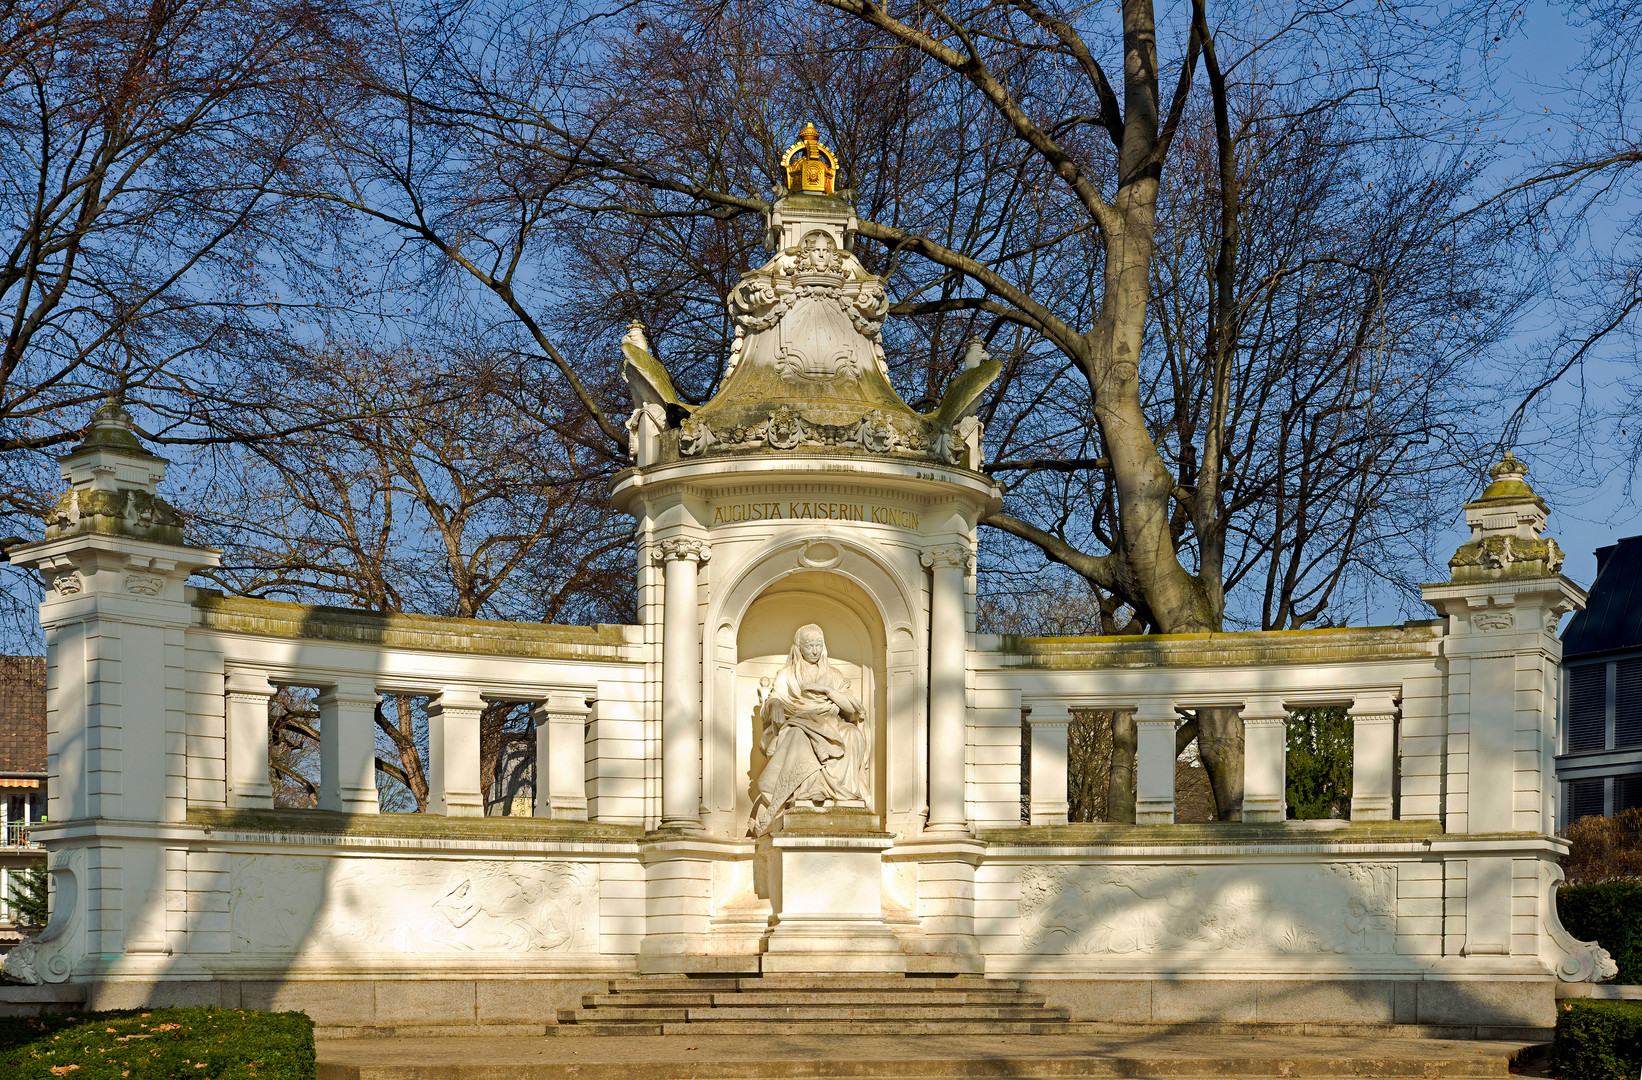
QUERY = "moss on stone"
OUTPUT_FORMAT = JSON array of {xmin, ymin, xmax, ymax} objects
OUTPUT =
[
  {"xmin": 186, "ymin": 806, "xmax": 644, "ymax": 842},
  {"xmin": 189, "ymin": 591, "xmax": 634, "ymax": 659},
  {"xmin": 993, "ymin": 622, "xmax": 1443, "ymax": 669},
  {"xmin": 976, "ymin": 819, "xmax": 1445, "ymax": 846}
]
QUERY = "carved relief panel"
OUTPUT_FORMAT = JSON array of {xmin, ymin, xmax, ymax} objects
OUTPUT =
[
  {"xmin": 1017, "ymin": 862, "xmax": 1397, "ymax": 956},
  {"xmin": 229, "ymin": 855, "xmax": 599, "ymax": 956}
]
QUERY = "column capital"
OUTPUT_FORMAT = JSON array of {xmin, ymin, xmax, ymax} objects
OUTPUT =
[
  {"xmin": 1023, "ymin": 702, "xmax": 1073, "ymax": 731},
  {"xmin": 1133, "ymin": 698, "xmax": 1179, "ymax": 726},
  {"xmin": 654, "ymin": 537, "xmax": 710, "ymax": 564},
  {"xmin": 316, "ymin": 680, "xmax": 379, "ymax": 708},
  {"xmin": 1347, "ymin": 692, "xmax": 1399, "ymax": 720},
  {"xmin": 921, "ymin": 544, "xmax": 974, "ymax": 571},
  {"xmin": 223, "ymin": 667, "xmax": 274, "ymax": 700},
  {"xmin": 429, "ymin": 686, "xmax": 488, "ymax": 714},
  {"xmin": 532, "ymin": 691, "xmax": 592, "ymax": 722},
  {"xmin": 1239, "ymin": 696, "xmax": 1290, "ymax": 726}
]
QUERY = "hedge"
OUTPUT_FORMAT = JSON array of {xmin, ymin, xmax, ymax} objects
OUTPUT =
[
  {"xmin": 1552, "ymin": 999, "xmax": 1642, "ymax": 1080},
  {"xmin": 0, "ymin": 1006, "xmax": 315, "ymax": 1079},
  {"xmin": 1559, "ymin": 881, "xmax": 1642, "ymax": 984}
]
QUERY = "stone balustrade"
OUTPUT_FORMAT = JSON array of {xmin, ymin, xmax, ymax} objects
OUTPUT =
[{"xmin": 1020, "ymin": 690, "xmax": 1400, "ymax": 827}]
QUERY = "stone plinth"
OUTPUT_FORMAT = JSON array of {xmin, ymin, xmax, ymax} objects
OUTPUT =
[{"xmin": 757, "ymin": 807, "xmax": 905, "ymax": 973}]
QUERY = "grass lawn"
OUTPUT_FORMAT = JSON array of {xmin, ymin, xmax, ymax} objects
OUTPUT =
[{"xmin": 0, "ymin": 1006, "xmax": 315, "ymax": 1079}]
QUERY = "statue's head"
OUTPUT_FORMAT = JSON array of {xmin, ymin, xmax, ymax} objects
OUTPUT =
[{"xmin": 794, "ymin": 623, "xmax": 826, "ymax": 664}]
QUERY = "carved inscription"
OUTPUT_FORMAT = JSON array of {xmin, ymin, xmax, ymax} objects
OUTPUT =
[{"xmin": 711, "ymin": 500, "xmax": 918, "ymax": 529}]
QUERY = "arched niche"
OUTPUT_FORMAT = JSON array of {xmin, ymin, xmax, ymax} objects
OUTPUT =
[
  {"xmin": 702, "ymin": 538, "xmax": 922, "ymax": 836},
  {"xmin": 735, "ymin": 573, "xmax": 886, "ymax": 827}
]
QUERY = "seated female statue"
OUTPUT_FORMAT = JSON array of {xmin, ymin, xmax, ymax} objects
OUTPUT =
[{"xmin": 752, "ymin": 623, "xmax": 870, "ymax": 832}]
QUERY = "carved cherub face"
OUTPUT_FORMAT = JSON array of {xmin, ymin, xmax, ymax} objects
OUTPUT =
[{"xmin": 797, "ymin": 628, "xmax": 825, "ymax": 663}]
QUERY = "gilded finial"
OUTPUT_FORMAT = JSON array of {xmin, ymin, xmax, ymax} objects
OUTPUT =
[{"xmin": 782, "ymin": 122, "xmax": 838, "ymax": 194}]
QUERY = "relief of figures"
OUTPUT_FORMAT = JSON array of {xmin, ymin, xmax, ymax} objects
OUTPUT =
[
  {"xmin": 230, "ymin": 856, "xmax": 598, "ymax": 956},
  {"xmin": 1018, "ymin": 863, "xmax": 1397, "ymax": 956}
]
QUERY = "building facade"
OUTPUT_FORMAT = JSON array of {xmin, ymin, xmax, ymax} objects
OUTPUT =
[
  {"xmin": 1557, "ymin": 535, "xmax": 1642, "ymax": 824},
  {"xmin": 0, "ymin": 654, "xmax": 47, "ymax": 941}
]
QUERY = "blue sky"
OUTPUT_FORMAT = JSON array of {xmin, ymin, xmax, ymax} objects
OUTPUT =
[{"xmin": 1455, "ymin": 0, "xmax": 1642, "ymax": 591}]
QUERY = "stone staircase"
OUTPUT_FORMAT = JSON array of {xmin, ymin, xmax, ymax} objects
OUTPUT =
[{"xmin": 549, "ymin": 974, "xmax": 1077, "ymax": 1036}]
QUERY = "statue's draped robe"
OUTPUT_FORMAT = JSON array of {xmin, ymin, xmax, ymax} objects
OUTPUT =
[{"xmin": 756, "ymin": 641, "xmax": 869, "ymax": 823}]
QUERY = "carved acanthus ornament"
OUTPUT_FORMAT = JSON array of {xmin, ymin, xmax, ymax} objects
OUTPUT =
[{"xmin": 921, "ymin": 545, "xmax": 975, "ymax": 572}]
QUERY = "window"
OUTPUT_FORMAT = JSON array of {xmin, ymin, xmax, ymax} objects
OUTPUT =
[
  {"xmin": 1618, "ymin": 774, "xmax": 1642, "ymax": 814},
  {"xmin": 1618, "ymin": 659, "xmax": 1642, "ymax": 749},
  {"xmin": 1567, "ymin": 778, "xmax": 1606, "ymax": 822},
  {"xmin": 1568, "ymin": 664, "xmax": 1607, "ymax": 753}
]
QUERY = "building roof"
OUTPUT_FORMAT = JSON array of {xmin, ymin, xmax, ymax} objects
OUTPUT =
[
  {"xmin": 0, "ymin": 655, "xmax": 45, "ymax": 774},
  {"xmin": 1562, "ymin": 535, "xmax": 1642, "ymax": 659}
]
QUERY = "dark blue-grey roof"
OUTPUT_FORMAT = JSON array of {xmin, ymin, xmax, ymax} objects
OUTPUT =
[{"xmin": 1563, "ymin": 535, "xmax": 1642, "ymax": 659}]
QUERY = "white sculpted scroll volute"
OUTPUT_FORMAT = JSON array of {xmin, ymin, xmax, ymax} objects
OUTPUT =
[{"xmin": 751, "ymin": 624, "xmax": 871, "ymax": 832}]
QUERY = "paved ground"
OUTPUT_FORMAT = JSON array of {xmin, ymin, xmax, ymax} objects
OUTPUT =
[{"xmin": 314, "ymin": 1032, "xmax": 1540, "ymax": 1079}]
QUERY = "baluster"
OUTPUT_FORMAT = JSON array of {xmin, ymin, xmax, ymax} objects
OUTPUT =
[
  {"xmin": 1026, "ymin": 702, "xmax": 1071, "ymax": 825},
  {"xmin": 1349, "ymin": 692, "xmax": 1399, "ymax": 821},
  {"xmin": 1134, "ymin": 699, "xmax": 1178, "ymax": 824},
  {"xmin": 1241, "ymin": 697, "xmax": 1289, "ymax": 823},
  {"xmin": 318, "ymin": 679, "xmax": 379, "ymax": 814}
]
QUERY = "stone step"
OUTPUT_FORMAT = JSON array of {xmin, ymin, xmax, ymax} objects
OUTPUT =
[
  {"xmin": 696, "ymin": 1005, "xmax": 1069, "ymax": 1022},
  {"xmin": 566, "ymin": 1005, "xmax": 1071, "ymax": 1024},
  {"xmin": 606, "ymin": 976, "xmax": 1023, "ymax": 993},
  {"xmin": 548, "ymin": 1020, "xmax": 1081, "ymax": 1037},
  {"xmin": 672, "ymin": 1020, "xmax": 1079, "ymax": 1036},
  {"xmin": 561, "ymin": 1007, "xmax": 688, "ymax": 1023},
  {"xmin": 590, "ymin": 990, "xmax": 1049, "ymax": 1007},
  {"xmin": 322, "ymin": 1033, "xmax": 1530, "ymax": 1078}
]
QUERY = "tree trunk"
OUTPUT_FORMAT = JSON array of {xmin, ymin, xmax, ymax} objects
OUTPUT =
[
  {"xmin": 1107, "ymin": 709, "xmax": 1137, "ymax": 824},
  {"xmin": 1195, "ymin": 705, "xmax": 1244, "ymax": 821}
]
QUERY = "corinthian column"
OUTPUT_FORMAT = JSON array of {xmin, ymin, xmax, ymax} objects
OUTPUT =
[
  {"xmin": 922, "ymin": 545, "xmax": 972, "ymax": 833},
  {"xmin": 658, "ymin": 537, "xmax": 709, "ymax": 829}
]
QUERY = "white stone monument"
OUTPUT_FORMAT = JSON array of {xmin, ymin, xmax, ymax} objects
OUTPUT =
[
  {"xmin": 0, "ymin": 124, "xmax": 1615, "ymax": 1033},
  {"xmin": 610, "ymin": 121, "xmax": 1003, "ymax": 971}
]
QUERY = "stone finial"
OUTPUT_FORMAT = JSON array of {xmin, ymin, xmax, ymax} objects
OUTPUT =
[
  {"xmin": 963, "ymin": 338, "xmax": 989, "ymax": 372},
  {"xmin": 1448, "ymin": 450, "xmax": 1564, "ymax": 582},
  {"xmin": 622, "ymin": 320, "xmax": 651, "ymax": 356},
  {"xmin": 44, "ymin": 400, "xmax": 183, "ymax": 544}
]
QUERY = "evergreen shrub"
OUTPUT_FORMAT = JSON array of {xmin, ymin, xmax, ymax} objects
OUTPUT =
[
  {"xmin": 0, "ymin": 1006, "xmax": 315, "ymax": 1079},
  {"xmin": 1559, "ymin": 882, "xmax": 1642, "ymax": 985},
  {"xmin": 1551, "ymin": 999, "xmax": 1642, "ymax": 1080}
]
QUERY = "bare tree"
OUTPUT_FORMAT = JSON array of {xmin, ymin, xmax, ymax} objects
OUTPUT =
[
  {"xmin": 0, "ymin": 0, "xmax": 364, "ymax": 642},
  {"xmin": 189, "ymin": 335, "xmax": 632, "ymax": 809}
]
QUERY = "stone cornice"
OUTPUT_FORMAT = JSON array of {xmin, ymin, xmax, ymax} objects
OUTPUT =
[
  {"xmin": 984, "ymin": 621, "xmax": 1445, "ymax": 670},
  {"xmin": 190, "ymin": 590, "xmax": 636, "ymax": 661}
]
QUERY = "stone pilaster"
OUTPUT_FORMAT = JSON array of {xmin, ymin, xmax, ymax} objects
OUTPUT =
[{"xmin": 1134, "ymin": 698, "xmax": 1179, "ymax": 824}]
